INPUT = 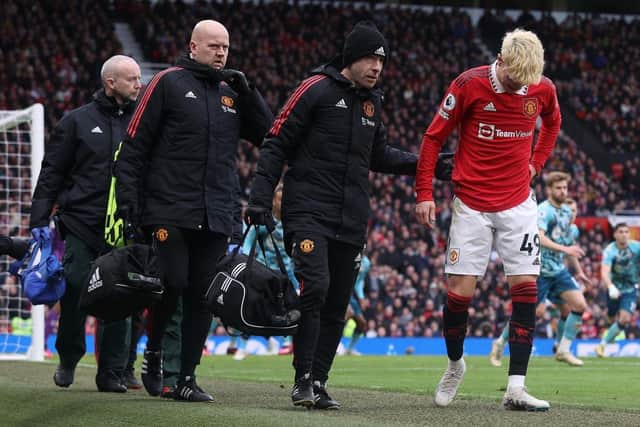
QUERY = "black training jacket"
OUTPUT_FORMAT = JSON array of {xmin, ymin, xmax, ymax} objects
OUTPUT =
[
  {"xmin": 115, "ymin": 56, "xmax": 273, "ymax": 235},
  {"xmin": 30, "ymin": 90, "xmax": 135, "ymax": 251},
  {"xmin": 250, "ymin": 62, "xmax": 417, "ymax": 247}
]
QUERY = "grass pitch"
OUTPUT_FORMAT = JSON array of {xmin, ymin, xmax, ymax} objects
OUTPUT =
[{"xmin": 1, "ymin": 355, "xmax": 639, "ymax": 426}]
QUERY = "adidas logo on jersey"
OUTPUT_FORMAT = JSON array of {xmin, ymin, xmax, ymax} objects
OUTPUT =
[
  {"xmin": 532, "ymin": 256, "xmax": 540, "ymax": 266},
  {"xmin": 483, "ymin": 102, "xmax": 496, "ymax": 112},
  {"xmin": 184, "ymin": 91, "xmax": 197, "ymax": 99},
  {"xmin": 91, "ymin": 126, "xmax": 103, "ymax": 134},
  {"xmin": 374, "ymin": 46, "xmax": 386, "ymax": 56},
  {"xmin": 88, "ymin": 267, "xmax": 103, "ymax": 292},
  {"xmin": 335, "ymin": 98, "xmax": 348, "ymax": 108}
]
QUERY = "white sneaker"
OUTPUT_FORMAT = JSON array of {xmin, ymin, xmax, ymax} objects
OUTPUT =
[
  {"xmin": 233, "ymin": 349, "xmax": 247, "ymax": 361},
  {"xmin": 502, "ymin": 386, "xmax": 550, "ymax": 411},
  {"xmin": 489, "ymin": 340, "xmax": 504, "ymax": 367},
  {"xmin": 555, "ymin": 351, "xmax": 584, "ymax": 366},
  {"xmin": 434, "ymin": 358, "xmax": 466, "ymax": 407}
]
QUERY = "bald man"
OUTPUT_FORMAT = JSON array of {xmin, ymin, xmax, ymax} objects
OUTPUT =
[
  {"xmin": 114, "ymin": 20, "xmax": 272, "ymax": 402},
  {"xmin": 30, "ymin": 55, "xmax": 142, "ymax": 393}
]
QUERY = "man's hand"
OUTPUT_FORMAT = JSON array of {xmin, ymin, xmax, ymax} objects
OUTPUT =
[
  {"xmin": 608, "ymin": 285, "xmax": 621, "ymax": 300},
  {"xmin": 124, "ymin": 220, "xmax": 145, "ymax": 244},
  {"xmin": 529, "ymin": 164, "xmax": 537, "ymax": 180},
  {"xmin": 221, "ymin": 69, "xmax": 251, "ymax": 94},
  {"xmin": 564, "ymin": 244, "xmax": 585, "ymax": 258},
  {"xmin": 245, "ymin": 206, "xmax": 275, "ymax": 232},
  {"xmin": 416, "ymin": 201, "xmax": 437, "ymax": 228},
  {"xmin": 575, "ymin": 272, "xmax": 592, "ymax": 287},
  {"xmin": 434, "ymin": 152, "xmax": 454, "ymax": 181}
]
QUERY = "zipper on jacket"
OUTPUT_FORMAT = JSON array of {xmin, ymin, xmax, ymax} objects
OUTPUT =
[{"xmin": 337, "ymin": 90, "xmax": 355, "ymax": 241}]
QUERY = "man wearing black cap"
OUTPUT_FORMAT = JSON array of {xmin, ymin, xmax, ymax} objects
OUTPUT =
[{"xmin": 247, "ymin": 21, "xmax": 452, "ymax": 409}]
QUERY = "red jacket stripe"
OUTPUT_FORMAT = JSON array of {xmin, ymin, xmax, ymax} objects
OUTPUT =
[
  {"xmin": 269, "ymin": 75, "xmax": 326, "ymax": 136},
  {"xmin": 127, "ymin": 67, "xmax": 182, "ymax": 138}
]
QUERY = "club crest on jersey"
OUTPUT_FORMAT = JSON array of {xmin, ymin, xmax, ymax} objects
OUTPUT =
[
  {"xmin": 221, "ymin": 96, "xmax": 234, "ymax": 107},
  {"xmin": 299, "ymin": 239, "xmax": 315, "ymax": 254},
  {"xmin": 155, "ymin": 228, "xmax": 169, "ymax": 242},
  {"xmin": 362, "ymin": 101, "xmax": 375, "ymax": 117},
  {"xmin": 448, "ymin": 248, "xmax": 460, "ymax": 265},
  {"xmin": 221, "ymin": 96, "xmax": 237, "ymax": 114},
  {"xmin": 523, "ymin": 98, "xmax": 538, "ymax": 117}
]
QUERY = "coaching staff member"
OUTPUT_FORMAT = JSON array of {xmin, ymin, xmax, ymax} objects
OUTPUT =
[
  {"xmin": 30, "ymin": 55, "xmax": 142, "ymax": 393},
  {"xmin": 114, "ymin": 20, "xmax": 273, "ymax": 402},
  {"xmin": 247, "ymin": 21, "xmax": 452, "ymax": 409}
]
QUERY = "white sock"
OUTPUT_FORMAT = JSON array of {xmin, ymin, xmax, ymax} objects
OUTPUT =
[
  {"xmin": 508, "ymin": 375, "xmax": 525, "ymax": 389},
  {"xmin": 557, "ymin": 337, "xmax": 571, "ymax": 354},
  {"xmin": 449, "ymin": 358, "xmax": 464, "ymax": 368}
]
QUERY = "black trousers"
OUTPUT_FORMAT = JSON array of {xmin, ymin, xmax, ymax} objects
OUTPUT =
[
  {"xmin": 145, "ymin": 225, "xmax": 227, "ymax": 378},
  {"xmin": 287, "ymin": 232, "xmax": 362, "ymax": 383}
]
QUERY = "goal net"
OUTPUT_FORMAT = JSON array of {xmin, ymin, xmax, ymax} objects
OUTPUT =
[{"xmin": 0, "ymin": 104, "xmax": 45, "ymax": 361}]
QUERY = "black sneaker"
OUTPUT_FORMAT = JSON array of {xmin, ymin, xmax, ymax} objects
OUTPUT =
[
  {"xmin": 53, "ymin": 365, "xmax": 75, "ymax": 388},
  {"xmin": 313, "ymin": 381, "xmax": 340, "ymax": 410},
  {"xmin": 96, "ymin": 370, "xmax": 127, "ymax": 393},
  {"xmin": 141, "ymin": 349, "xmax": 163, "ymax": 396},
  {"xmin": 291, "ymin": 373, "xmax": 314, "ymax": 408},
  {"xmin": 173, "ymin": 376, "xmax": 214, "ymax": 402},
  {"xmin": 123, "ymin": 369, "xmax": 142, "ymax": 390}
]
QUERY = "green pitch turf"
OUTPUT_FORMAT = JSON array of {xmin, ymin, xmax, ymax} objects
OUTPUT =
[{"xmin": 1, "ymin": 355, "xmax": 639, "ymax": 426}]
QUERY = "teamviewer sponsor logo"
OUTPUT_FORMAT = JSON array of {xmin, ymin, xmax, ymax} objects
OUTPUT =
[
  {"xmin": 478, "ymin": 122, "xmax": 495, "ymax": 140},
  {"xmin": 478, "ymin": 122, "xmax": 533, "ymax": 140}
]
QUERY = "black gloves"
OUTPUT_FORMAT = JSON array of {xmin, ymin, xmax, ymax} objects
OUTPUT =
[
  {"xmin": 221, "ymin": 69, "xmax": 251, "ymax": 95},
  {"xmin": 124, "ymin": 220, "xmax": 142, "ymax": 243},
  {"xmin": 0, "ymin": 236, "xmax": 30, "ymax": 259},
  {"xmin": 245, "ymin": 206, "xmax": 275, "ymax": 232},
  {"xmin": 434, "ymin": 152, "xmax": 454, "ymax": 181}
]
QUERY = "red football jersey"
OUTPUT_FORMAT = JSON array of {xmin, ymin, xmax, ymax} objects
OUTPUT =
[{"xmin": 416, "ymin": 62, "xmax": 561, "ymax": 212}]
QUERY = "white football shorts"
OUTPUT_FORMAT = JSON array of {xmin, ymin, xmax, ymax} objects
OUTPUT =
[{"xmin": 444, "ymin": 193, "xmax": 541, "ymax": 277}]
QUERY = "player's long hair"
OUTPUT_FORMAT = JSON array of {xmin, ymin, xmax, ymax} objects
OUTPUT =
[{"xmin": 500, "ymin": 28, "xmax": 545, "ymax": 86}]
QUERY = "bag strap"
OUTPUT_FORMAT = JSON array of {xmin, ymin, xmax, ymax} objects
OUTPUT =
[{"xmin": 267, "ymin": 231, "xmax": 288, "ymax": 277}]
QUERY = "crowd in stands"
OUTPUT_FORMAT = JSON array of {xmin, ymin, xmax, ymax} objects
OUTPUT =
[
  {"xmin": 1, "ymin": 1, "xmax": 638, "ymax": 344},
  {"xmin": 479, "ymin": 9, "xmax": 639, "ymax": 157}
]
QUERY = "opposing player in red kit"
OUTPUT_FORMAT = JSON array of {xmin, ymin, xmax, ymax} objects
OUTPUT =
[{"xmin": 415, "ymin": 29, "xmax": 561, "ymax": 411}]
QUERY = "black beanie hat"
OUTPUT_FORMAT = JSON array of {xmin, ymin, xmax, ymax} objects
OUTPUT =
[{"xmin": 342, "ymin": 21, "xmax": 389, "ymax": 67}]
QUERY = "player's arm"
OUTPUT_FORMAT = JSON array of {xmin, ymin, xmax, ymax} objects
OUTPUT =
[
  {"xmin": 415, "ymin": 83, "xmax": 463, "ymax": 227},
  {"xmin": 249, "ymin": 77, "xmax": 323, "ymax": 210},
  {"xmin": 600, "ymin": 249, "xmax": 620, "ymax": 299},
  {"xmin": 538, "ymin": 228, "xmax": 585, "ymax": 258},
  {"xmin": 567, "ymin": 255, "xmax": 591, "ymax": 286},
  {"xmin": 530, "ymin": 79, "xmax": 561, "ymax": 175}
]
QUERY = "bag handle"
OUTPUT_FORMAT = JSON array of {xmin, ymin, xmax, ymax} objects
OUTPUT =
[{"xmin": 235, "ymin": 224, "xmax": 289, "ymax": 279}]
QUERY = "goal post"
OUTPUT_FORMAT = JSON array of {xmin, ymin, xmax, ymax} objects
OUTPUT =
[{"xmin": 0, "ymin": 103, "xmax": 45, "ymax": 361}]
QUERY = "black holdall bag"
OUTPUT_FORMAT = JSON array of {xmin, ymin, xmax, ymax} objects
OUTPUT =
[
  {"xmin": 80, "ymin": 243, "xmax": 164, "ymax": 321},
  {"xmin": 205, "ymin": 226, "xmax": 300, "ymax": 337}
]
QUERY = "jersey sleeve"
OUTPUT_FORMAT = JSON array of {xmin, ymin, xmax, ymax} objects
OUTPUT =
[
  {"xmin": 631, "ymin": 241, "xmax": 640, "ymax": 264},
  {"xmin": 602, "ymin": 244, "xmax": 615, "ymax": 267},
  {"xmin": 415, "ymin": 79, "xmax": 466, "ymax": 202},
  {"xmin": 570, "ymin": 224, "xmax": 580, "ymax": 244},
  {"xmin": 537, "ymin": 204, "xmax": 551, "ymax": 231},
  {"xmin": 530, "ymin": 79, "xmax": 561, "ymax": 174}
]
